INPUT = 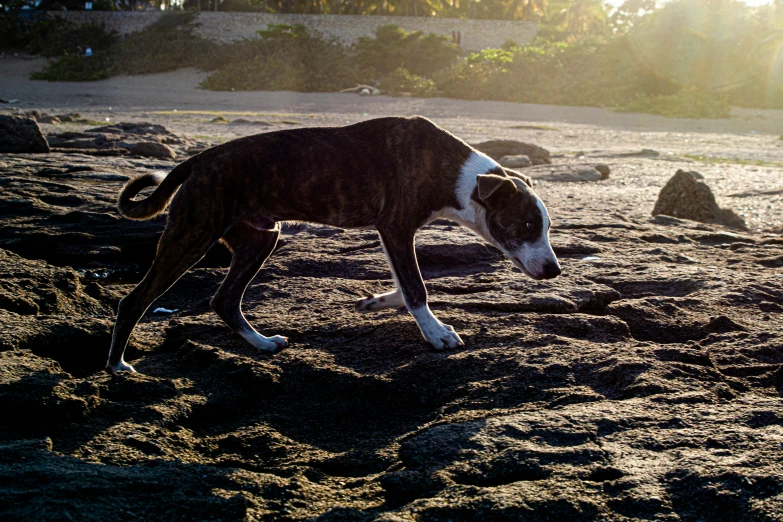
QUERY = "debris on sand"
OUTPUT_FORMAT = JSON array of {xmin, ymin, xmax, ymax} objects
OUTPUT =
[
  {"xmin": 471, "ymin": 139, "xmax": 552, "ymax": 165},
  {"xmin": 340, "ymin": 84, "xmax": 380, "ymax": 96},
  {"xmin": 0, "ymin": 115, "xmax": 49, "ymax": 153},
  {"xmin": 653, "ymin": 169, "xmax": 747, "ymax": 230},
  {"xmin": 525, "ymin": 163, "xmax": 610, "ymax": 182}
]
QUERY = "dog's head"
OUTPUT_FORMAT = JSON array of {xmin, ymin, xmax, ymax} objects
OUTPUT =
[{"xmin": 471, "ymin": 170, "xmax": 561, "ymax": 280}]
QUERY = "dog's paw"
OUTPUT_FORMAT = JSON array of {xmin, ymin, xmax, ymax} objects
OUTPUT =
[
  {"xmin": 423, "ymin": 323, "xmax": 464, "ymax": 350},
  {"xmin": 254, "ymin": 334, "xmax": 288, "ymax": 353},
  {"xmin": 355, "ymin": 295, "xmax": 383, "ymax": 313},
  {"xmin": 105, "ymin": 359, "xmax": 137, "ymax": 375},
  {"xmin": 239, "ymin": 329, "xmax": 288, "ymax": 353},
  {"xmin": 355, "ymin": 290, "xmax": 404, "ymax": 314}
]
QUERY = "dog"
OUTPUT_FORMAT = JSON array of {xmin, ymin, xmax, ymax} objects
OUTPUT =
[{"xmin": 106, "ymin": 116, "xmax": 560, "ymax": 374}]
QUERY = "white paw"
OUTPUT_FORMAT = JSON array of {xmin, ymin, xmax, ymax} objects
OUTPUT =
[
  {"xmin": 240, "ymin": 330, "xmax": 288, "ymax": 353},
  {"xmin": 260, "ymin": 335, "xmax": 289, "ymax": 353},
  {"xmin": 355, "ymin": 295, "xmax": 378, "ymax": 313},
  {"xmin": 106, "ymin": 359, "xmax": 136, "ymax": 374},
  {"xmin": 422, "ymin": 322, "xmax": 464, "ymax": 350}
]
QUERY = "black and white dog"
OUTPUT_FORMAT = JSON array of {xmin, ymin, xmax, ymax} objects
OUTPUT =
[{"xmin": 106, "ymin": 116, "xmax": 560, "ymax": 374}]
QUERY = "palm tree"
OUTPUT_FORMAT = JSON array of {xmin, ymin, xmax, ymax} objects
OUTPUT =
[{"xmin": 551, "ymin": 0, "xmax": 608, "ymax": 34}]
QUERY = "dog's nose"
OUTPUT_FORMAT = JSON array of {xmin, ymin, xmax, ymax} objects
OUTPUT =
[{"xmin": 541, "ymin": 261, "xmax": 561, "ymax": 279}]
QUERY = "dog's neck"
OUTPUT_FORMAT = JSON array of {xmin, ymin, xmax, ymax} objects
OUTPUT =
[{"xmin": 440, "ymin": 150, "xmax": 498, "ymax": 236}]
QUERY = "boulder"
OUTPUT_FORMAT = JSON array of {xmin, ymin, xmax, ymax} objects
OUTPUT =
[
  {"xmin": 129, "ymin": 141, "xmax": 176, "ymax": 159},
  {"xmin": 36, "ymin": 115, "xmax": 62, "ymax": 125},
  {"xmin": 524, "ymin": 163, "xmax": 609, "ymax": 182},
  {"xmin": 47, "ymin": 121, "xmax": 196, "ymax": 156},
  {"xmin": 653, "ymin": 170, "xmax": 746, "ymax": 230},
  {"xmin": 0, "ymin": 115, "xmax": 50, "ymax": 153},
  {"xmin": 499, "ymin": 155, "xmax": 532, "ymax": 168},
  {"xmin": 89, "ymin": 122, "xmax": 172, "ymax": 137},
  {"xmin": 471, "ymin": 139, "xmax": 551, "ymax": 165}
]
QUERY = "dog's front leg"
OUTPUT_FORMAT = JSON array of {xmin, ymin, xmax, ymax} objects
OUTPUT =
[{"xmin": 378, "ymin": 228, "xmax": 464, "ymax": 350}]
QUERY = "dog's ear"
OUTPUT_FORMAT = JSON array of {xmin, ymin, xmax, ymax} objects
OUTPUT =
[
  {"xmin": 503, "ymin": 168, "xmax": 534, "ymax": 188},
  {"xmin": 472, "ymin": 174, "xmax": 517, "ymax": 208}
]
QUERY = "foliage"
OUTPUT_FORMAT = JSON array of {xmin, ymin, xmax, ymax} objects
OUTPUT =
[
  {"xmin": 25, "ymin": 18, "xmax": 117, "ymax": 58},
  {"xmin": 19, "ymin": 0, "xmax": 783, "ymax": 116},
  {"xmin": 30, "ymin": 12, "xmax": 217, "ymax": 81},
  {"xmin": 434, "ymin": 39, "xmax": 649, "ymax": 106},
  {"xmin": 615, "ymin": 88, "xmax": 732, "ymax": 119},
  {"xmin": 355, "ymin": 25, "xmax": 461, "ymax": 78},
  {"xmin": 621, "ymin": 0, "xmax": 783, "ymax": 109},
  {"xmin": 380, "ymin": 67, "xmax": 437, "ymax": 97},
  {"xmin": 112, "ymin": 12, "xmax": 215, "ymax": 74},
  {"xmin": 199, "ymin": 25, "xmax": 360, "ymax": 92},
  {"xmin": 30, "ymin": 51, "xmax": 115, "ymax": 81}
]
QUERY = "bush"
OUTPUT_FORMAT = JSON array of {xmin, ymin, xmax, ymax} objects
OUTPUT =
[
  {"xmin": 355, "ymin": 25, "xmax": 461, "ymax": 78},
  {"xmin": 433, "ymin": 57, "xmax": 512, "ymax": 101},
  {"xmin": 432, "ymin": 38, "xmax": 670, "ymax": 108},
  {"xmin": 30, "ymin": 52, "xmax": 115, "ymax": 81},
  {"xmin": 380, "ymin": 67, "xmax": 436, "ymax": 97},
  {"xmin": 31, "ymin": 12, "xmax": 217, "ymax": 81},
  {"xmin": 112, "ymin": 12, "xmax": 215, "ymax": 75},
  {"xmin": 615, "ymin": 88, "xmax": 731, "ymax": 119},
  {"xmin": 200, "ymin": 25, "xmax": 360, "ymax": 92},
  {"xmin": 26, "ymin": 17, "xmax": 116, "ymax": 58}
]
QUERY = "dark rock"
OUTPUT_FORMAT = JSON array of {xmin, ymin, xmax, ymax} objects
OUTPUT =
[
  {"xmin": 653, "ymin": 170, "xmax": 747, "ymax": 230},
  {"xmin": 49, "ymin": 147, "xmax": 128, "ymax": 156},
  {"xmin": 228, "ymin": 118, "xmax": 271, "ymax": 126},
  {"xmin": 0, "ymin": 249, "xmax": 106, "ymax": 316},
  {"xmin": 129, "ymin": 141, "xmax": 176, "ymax": 159},
  {"xmin": 0, "ymin": 352, "xmax": 87, "ymax": 435},
  {"xmin": 594, "ymin": 163, "xmax": 611, "ymax": 176},
  {"xmin": 0, "ymin": 115, "xmax": 49, "ymax": 153},
  {"xmin": 46, "ymin": 121, "xmax": 195, "ymax": 156},
  {"xmin": 88, "ymin": 122, "xmax": 172, "ymax": 136},
  {"xmin": 36, "ymin": 115, "xmax": 61, "ymax": 124},
  {"xmin": 471, "ymin": 139, "xmax": 552, "ymax": 165}
]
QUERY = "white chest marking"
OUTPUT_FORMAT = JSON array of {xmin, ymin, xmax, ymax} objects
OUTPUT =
[{"xmin": 440, "ymin": 150, "xmax": 500, "ymax": 234}]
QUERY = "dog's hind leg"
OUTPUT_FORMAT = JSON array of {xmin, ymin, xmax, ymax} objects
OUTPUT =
[
  {"xmin": 106, "ymin": 220, "xmax": 222, "ymax": 374},
  {"xmin": 355, "ymin": 288, "xmax": 404, "ymax": 313},
  {"xmin": 211, "ymin": 222, "xmax": 288, "ymax": 353}
]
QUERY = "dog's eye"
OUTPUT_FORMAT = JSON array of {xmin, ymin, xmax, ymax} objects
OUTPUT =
[{"xmin": 525, "ymin": 222, "xmax": 535, "ymax": 230}]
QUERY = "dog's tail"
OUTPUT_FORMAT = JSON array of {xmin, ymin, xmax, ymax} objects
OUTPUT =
[{"xmin": 117, "ymin": 165, "xmax": 190, "ymax": 220}]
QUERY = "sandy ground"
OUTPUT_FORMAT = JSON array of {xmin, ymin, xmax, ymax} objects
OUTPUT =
[{"xmin": 1, "ymin": 55, "xmax": 783, "ymax": 521}]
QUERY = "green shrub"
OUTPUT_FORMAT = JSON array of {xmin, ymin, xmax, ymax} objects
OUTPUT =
[
  {"xmin": 30, "ymin": 51, "xmax": 115, "ymax": 81},
  {"xmin": 432, "ymin": 38, "xmax": 662, "ymax": 108},
  {"xmin": 200, "ymin": 25, "xmax": 360, "ymax": 92},
  {"xmin": 355, "ymin": 25, "xmax": 461, "ymax": 78},
  {"xmin": 615, "ymin": 88, "xmax": 731, "ymax": 119},
  {"xmin": 26, "ymin": 17, "xmax": 116, "ymax": 58},
  {"xmin": 380, "ymin": 67, "xmax": 436, "ymax": 97},
  {"xmin": 31, "ymin": 12, "xmax": 217, "ymax": 81},
  {"xmin": 112, "ymin": 13, "xmax": 215, "ymax": 75},
  {"xmin": 433, "ymin": 58, "xmax": 512, "ymax": 101}
]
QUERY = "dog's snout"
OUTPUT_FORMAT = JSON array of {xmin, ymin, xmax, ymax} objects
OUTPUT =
[{"xmin": 541, "ymin": 261, "xmax": 561, "ymax": 279}]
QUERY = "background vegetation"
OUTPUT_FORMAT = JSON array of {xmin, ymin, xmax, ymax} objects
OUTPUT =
[{"xmin": 2, "ymin": 0, "xmax": 781, "ymax": 118}]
